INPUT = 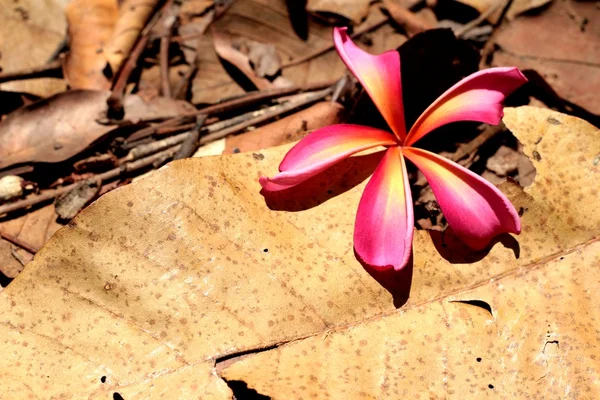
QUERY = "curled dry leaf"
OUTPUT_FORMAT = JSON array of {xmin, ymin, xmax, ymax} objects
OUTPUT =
[
  {"xmin": 212, "ymin": 31, "xmax": 276, "ymax": 90},
  {"xmin": 0, "ymin": 107, "xmax": 598, "ymax": 398},
  {"xmin": 0, "ymin": 90, "xmax": 195, "ymax": 169},
  {"xmin": 64, "ymin": 0, "xmax": 119, "ymax": 90},
  {"xmin": 0, "ymin": 0, "xmax": 69, "ymax": 97},
  {"xmin": 103, "ymin": 0, "xmax": 160, "ymax": 73},
  {"xmin": 192, "ymin": 0, "xmax": 396, "ymax": 103}
]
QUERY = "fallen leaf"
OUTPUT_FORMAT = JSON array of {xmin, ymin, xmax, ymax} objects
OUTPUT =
[
  {"xmin": 192, "ymin": 0, "xmax": 396, "ymax": 103},
  {"xmin": 307, "ymin": 0, "xmax": 371, "ymax": 24},
  {"xmin": 63, "ymin": 0, "xmax": 119, "ymax": 90},
  {"xmin": 381, "ymin": 0, "xmax": 437, "ymax": 37},
  {"xmin": 457, "ymin": 0, "xmax": 553, "ymax": 23},
  {"xmin": 0, "ymin": 90, "xmax": 195, "ymax": 169},
  {"xmin": 212, "ymin": 31, "xmax": 276, "ymax": 89},
  {"xmin": 180, "ymin": 0, "xmax": 213, "ymax": 17},
  {"xmin": 0, "ymin": 106, "xmax": 598, "ymax": 397},
  {"xmin": 489, "ymin": 0, "xmax": 600, "ymax": 114},
  {"xmin": 0, "ymin": 0, "xmax": 70, "ymax": 97},
  {"xmin": 104, "ymin": 0, "xmax": 160, "ymax": 73},
  {"xmin": 0, "ymin": 205, "xmax": 62, "ymax": 279}
]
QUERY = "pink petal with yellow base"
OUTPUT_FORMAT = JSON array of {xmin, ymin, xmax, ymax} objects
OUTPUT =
[
  {"xmin": 333, "ymin": 27, "xmax": 407, "ymax": 140},
  {"xmin": 402, "ymin": 147, "xmax": 520, "ymax": 250},
  {"xmin": 404, "ymin": 67, "xmax": 528, "ymax": 146},
  {"xmin": 259, "ymin": 124, "xmax": 396, "ymax": 191},
  {"xmin": 354, "ymin": 146, "xmax": 413, "ymax": 270}
]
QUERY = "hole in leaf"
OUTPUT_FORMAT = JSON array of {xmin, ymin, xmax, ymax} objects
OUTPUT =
[
  {"xmin": 451, "ymin": 299, "xmax": 493, "ymax": 317},
  {"xmin": 113, "ymin": 393, "xmax": 124, "ymax": 400},
  {"xmin": 100, "ymin": 376, "xmax": 106, "ymax": 383},
  {"xmin": 225, "ymin": 380, "xmax": 271, "ymax": 399}
]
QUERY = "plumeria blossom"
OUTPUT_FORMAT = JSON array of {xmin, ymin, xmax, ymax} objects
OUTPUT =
[{"xmin": 260, "ymin": 27, "xmax": 527, "ymax": 271}]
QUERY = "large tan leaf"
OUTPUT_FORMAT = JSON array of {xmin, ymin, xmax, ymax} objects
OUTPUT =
[{"xmin": 0, "ymin": 106, "xmax": 598, "ymax": 398}]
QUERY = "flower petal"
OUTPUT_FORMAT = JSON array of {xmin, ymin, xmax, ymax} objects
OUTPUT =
[
  {"xmin": 402, "ymin": 147, "xmax": 520, "ymax": 249},
  {"xmin": 404, "ymin": 67, "xmax": 527, "ymax": 146},
  {"xmin": 333, "ymin": 27, "xmax": 406, "ymax": 140},
  {"xmin": 354, "ymin": 146, "xmax": 413, "ymax": 270},
  {"xmin": 260, "ymin": 124, "xmax": 396, "ymax": 191}
]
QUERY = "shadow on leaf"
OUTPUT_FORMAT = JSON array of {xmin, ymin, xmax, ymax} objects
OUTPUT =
[
  {"xmin": 355, "ymin": 249, "xmax": 414, "ymax": 309},
  {"xmin": 429, "ymin": 227, "xmax": 520, "ymax": 264},
  {"xmin": 260, "ymin": 150, "xmax": 385, "ymax": 212}
]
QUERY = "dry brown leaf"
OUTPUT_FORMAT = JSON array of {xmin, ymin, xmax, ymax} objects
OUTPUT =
[
  {"xmin": 0, "ymin": 205, "xmax": 62, "ymax": 279},
  {"xmin": 307, "ymin": 0, "xmax": 371, "ymax": 24},
  {"xmin": 191, "ymin": 0, "xmax": 398, "ymax": 103},
  {"xmin": 212, "ymin": 31, "xmax": 276, "ymax": 90},
  {"xmin": 104, "ymin": 0, "xmax": 160, "ymax": 73},
  {"xmin": 63, "ymin": 0, "xmax": 119, "ymax": 90},
  {"xmin": 489, "ymin": 0, "xmax": 600, "ymax": 114},
  {"xmin": 0, "ymin": 106, "xmax": 598, "ymax": 398},
  {"xmin": 381, "ymin": 0, "xmax": 437, "ymax": 37},
  {"xmin": 0, "ymin": 0, "xmax": 70, "ymax": 97},
  {"xmin": 0, "ymin": 90, "xmax": 195, "ymax": 169},
  {"xmin": 457, "ymin": 0, "xmax": 553, "ymax": 23}
]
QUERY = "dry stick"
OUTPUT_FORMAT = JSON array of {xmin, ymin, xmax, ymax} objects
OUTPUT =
[
  {"xmin": 107, "ymin": 2, "xmax": 169, "ymax": 117},
  {"xmin": 281, "ymin": 19, "xmax": 387, "ymax": 69},
  {"xmin": 414, "ymin": 124, "xmax": 505, "ymax": 187},
  {"xmin": 159, "ymin": 12, "xmax": 178, "ymax": 97},
  {"xmin": 174, "ymin": 115, "xmax": 207, "ymax": 159},
  {"xmin": 125, "ymin": 80, "xmax": 336, "ymax": 143},
  {"xmin": 0, "ymin": 231, "xmax": 40, "ymax": 254},
  {"xmin": 198, "ymin": 88, "xmax": 333, "ymax": 145},
  {"xmin": 455, "ymin": 0, "xmax": 510, "ymax": 38},
  {"xmin": 172, "ymin": 64, "xmax": 197, "ymax": 99},
  {"xmin": 0, "ymin": 60, "xmax": 62, "ymax": 83},
  {"xmin": 0, "ymin": 146, "xmax": 180, "ymax": 216}
]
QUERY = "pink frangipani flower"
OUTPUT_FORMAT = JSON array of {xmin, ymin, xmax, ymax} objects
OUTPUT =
[{"xmin": 260, "ymin": 27, "xmax": 527, "ymax": 271}]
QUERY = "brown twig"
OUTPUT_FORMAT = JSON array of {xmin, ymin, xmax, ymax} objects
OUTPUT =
[
  {"xmin": 159, "ymin": 7, "xmax": 178, "ymax": 97},
  {"xmin": 0, "ymin": 231, "xmax": 40, "ymax": 254},
  {"xmin": 281, "ymin": 19, "xmax": 387, "ymax": 69},
  {"xmin": 107, "ymin": 2, "xmax": 169, "ymax": 118},
  {"xmin": 174, "ymin": 115, "xmax": 207, "ymax": 159},
  {"xmin": 0, "ymin": 60, "xmax": 62, "ymax": 83},
  {"xmin": 125, "ymin": 80, "xmax": 336, "ymax": 143},
  {"xmin": 172, "ymin": 64, "xmax": 197, "ymax": 99},
  {"xmin": 198, "ymin": 88, "xmax": 333, "ymax": 145},
  {"xmin": 0, "ymin": 146, "xmax": 180, "ymax": 216}
]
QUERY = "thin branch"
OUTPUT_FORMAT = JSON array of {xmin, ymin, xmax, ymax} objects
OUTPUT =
[
  {"xmin": 0, "ymin": 60, "xmax": 62, "ymax": 83},
  {"xmin": 107, "ymin": 1, "xmax": 170, "ymax": 118},
  {"xmin": 0, "ymin": 231, "xmax": 40, "ymax": 254},
  {"xmin": 0, "ymin": 147, "xmax": 180, "ymax": 216}
]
